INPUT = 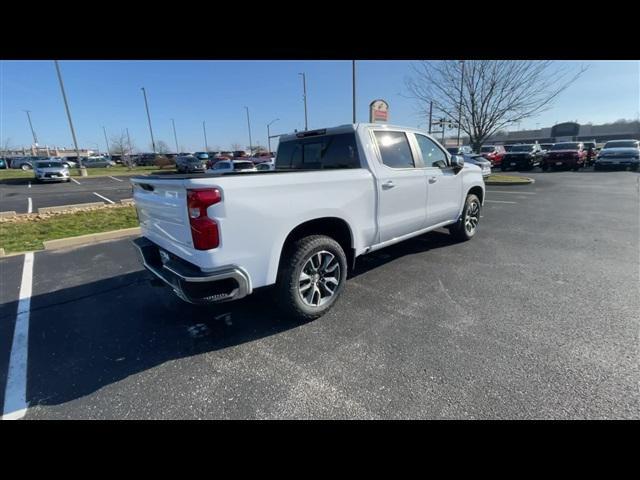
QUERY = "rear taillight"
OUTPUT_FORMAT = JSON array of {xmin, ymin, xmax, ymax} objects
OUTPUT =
[{"xmin": 187, "ymin": 188, "xmax": 221, "ymax": 250}]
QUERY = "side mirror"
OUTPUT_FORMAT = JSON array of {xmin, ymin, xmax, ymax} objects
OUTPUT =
[{"xmin": 451, "ymin": 155, "xmax": 465, "ymax": 170}]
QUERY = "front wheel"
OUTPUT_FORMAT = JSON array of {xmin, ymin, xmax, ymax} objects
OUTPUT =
[
  {"xmin": 274, "ymin": 235, "xmax": 348, "ymax": 322},
  {"xmin": 449, "ymin": 193, "xmax": 481, "ymax": 242}
]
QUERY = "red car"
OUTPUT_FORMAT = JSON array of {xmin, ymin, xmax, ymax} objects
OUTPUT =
[
  {"xmin": 542, "ymin": 142, "xmax": 587, "ymax": 171},
  {"xmin": 479, "ymin": 145, "xmax": 506, "ymax": 167}
]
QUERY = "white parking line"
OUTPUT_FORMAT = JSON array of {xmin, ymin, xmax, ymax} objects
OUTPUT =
[
  {"xmin": 108, "ymin": 176, "xmax": 123, "ymax": 182},
  {"xmin": 2, "ymin": 252, "xmax": 34, "ymax": 420},
  {"xmin": 70, "ymin": 177, "xmax": 81, "ymax": 185},
  {"xmin": 27, "ymin": 198, "xmax": 32, "ymax": 214},
  {"xmin": 485, "ymin": 200, "xmax": 517, "ymax": 204},
  {"xmin": 93, "ymin": 192, "xmax": 115, "ymax": 204},
  {"xmin": 487, "ymin": 190, "xmax": 537, "ymax": 195}
]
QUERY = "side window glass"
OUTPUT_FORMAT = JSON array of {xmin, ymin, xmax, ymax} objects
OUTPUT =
[
  {"xmin": 373, "ymin": 131, "xmax": 415, "ymax": 168},
  {"xmin": 415, "ymin": 134, "xmax": 448, "ymax": 168}
]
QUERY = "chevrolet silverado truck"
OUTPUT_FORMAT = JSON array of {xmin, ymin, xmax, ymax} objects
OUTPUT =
[
  {"xmin": 542, "ymin": 142, "xmax": 587, "ymax": 171},
  {"xmin": 130, "ymin": 124, "xmax": 485, "ymax": 321}
]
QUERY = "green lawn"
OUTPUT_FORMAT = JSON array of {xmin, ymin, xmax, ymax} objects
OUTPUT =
[
  {"xmin": 0, "ymin": 165, "xmax": 161, "ymax": 180},
  {"xmin": 0, "ymin": 206, "xmax": 138, "ymax": 253}
]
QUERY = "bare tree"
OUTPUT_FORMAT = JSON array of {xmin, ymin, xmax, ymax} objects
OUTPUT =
[
  {"xmin": 406, "ymin": 60, "xmax": 587, "ymax": 151},
  {"xmin": 111, "ymin": 131, "xmax": 136, "ymax": 169},
  {"xmin": 230, "ymin": 142, "xmax": 242, "ymax": 151},
  {"xmin": 155, "ymin": 140, "xmax": 170, "ymax": 154},
  {"xmin": 1, "ymin": 137, "xmax": 12, "ymax": 156}
]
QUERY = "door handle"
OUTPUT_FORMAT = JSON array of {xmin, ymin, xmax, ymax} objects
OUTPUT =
[
  {"xmin": 428, "ymin": 177, "xmax": 437, "ymax": 184},
  {"xmin": 382, "ymin": 180, "xmax": 395, "ymax": 190}
]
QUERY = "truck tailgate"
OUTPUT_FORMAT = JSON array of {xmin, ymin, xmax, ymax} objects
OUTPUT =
[{"xmin": 130, "ymin": 177, "xmax": 192, "ymax": 249}]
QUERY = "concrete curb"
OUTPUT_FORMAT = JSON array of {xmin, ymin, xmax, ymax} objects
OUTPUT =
[
  {"xmin": 120, "ymin": 198, "xmax": 134, "ymax": 205},
  {"xmin": 0, "ymin": 211, "xmax": 17, "ymax": 219},
  {"xmin": 485, "ymin": 177, "xmax": 535, "ymax": 186},
  {"xmin": 38, "ymin": 201, "xmax": 105, "ymax": 214},
  {"xmin": 42, "ymin": 227, "xmax": 141, "ymax": 251}
]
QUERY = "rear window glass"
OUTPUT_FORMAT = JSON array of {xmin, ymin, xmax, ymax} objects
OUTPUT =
[
  {"xmin": 234, "ymin": 162, "xmax": 254, "ymax": 170},
  {"xmin": 603, "ymin": 141, "xmax": 638, "ymax": 149},
  {"xmin": 480, "ymin": 146, "xmax": 495, "ymax": 153},
  {"xmin": 276, "ymin": 133, "xmax": 361, "ymax": 170},
  {"xmin": 35, "ymin": 161, "xmax": 64, "ymax": 168},
  {"xmin": 552, "ymin": 143, "xmax": 580, "ymax": 150}
]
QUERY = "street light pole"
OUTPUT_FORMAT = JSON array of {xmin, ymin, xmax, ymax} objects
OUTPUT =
[
  {"xmin": 141, "ymin": 87, "xmax": 156, "ymax": 153},
  {"xmin": 456, "ymin": 60, "xmax": 465, "ymax": 147},
  {"xmin": 202, "ymin": 121, "xmax": 209, "ymax": 152},
  {"xmin": 298, "ymin": 72, "xmax": 308, "ymax": 130},
  {"xmin": 267, "ymin": 118, "xmax": 280, "ymax": 153},
  {"xmin": 24, "ymin": 110, "xmax": 39, "ymax": 146},
  {"xmin": 102, "ymin": 126, "xmax": 110, "ymax": 157},
  {"xmin": 171, "ymin": 119, "xmax": 179, "ymax": 154},
  {"xmin": 54, "ymin": 60, "xmax": 86, "ymax": 176},
  {"xmin": 352, "ymin": 61, "xmax": 356, "ymax": 124},
  {"xmin": 244, "ymin": 106, "xmax": 253, "ymax": 155},
  {"xmin": 428, "ymin": 101, "xmax": 433, "ymax": 134},
  {"xmin": 126, "ymin": 128, "xmax": 133, "ymax": 169}
]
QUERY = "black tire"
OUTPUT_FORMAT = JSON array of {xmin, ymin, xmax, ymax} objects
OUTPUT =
[
  {"xmin": 449, "ymin": 193, "xmax": 481, "ymax": 242},
  {"xmin": 501, "ymin": 163, "xmax": 507, "ymax": 172},
  {"xmin": 541, "ymin": 164, "xmax": 549, "ymax": 172},
  {"xmin": 274, "ymin": 235, "xmax": 348, "ymax": 322}
]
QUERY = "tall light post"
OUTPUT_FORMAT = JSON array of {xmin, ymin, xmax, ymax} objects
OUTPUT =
[
  {"xmin": 244, "ymin": 106, "xmax": 253, "ymax": 155},
  {"xmin": 267, "ymin": 118, "xmax": 279, "ymax": 153},
  {"xmin": 202, "ymin": 121, "xmax": 209, "ymax": 152},
  {"xmin": 126, "ymin": 128, "xmax": 133, "ymax": 169},
  {"xmin": 102, "ymin": 126, "xmax": 110, "ymax": 157},
  {"xmin": 171, "ymin": 119, "xmax": 179, "ymax": 154},
  {"xmin": 141, "ymin": 87, "xmax": 156, "ymax": 153},
  {"xmin": 24, "ymin": 110, "xmax": 39, "ymax": 147},
  {"xmin": 298, "ymin": 72, "xmax": 308, "ymax": 130},
  {"xmin": 352, "ymin": 61, "xmax": 356, "ymax": 123},
  {"xmin": 54, "ymin": 60, "xmax": 86, "ymax": 176},
  {"xmin": 456, "ymin": 60, "xmax": 465, "ymax": 147}
]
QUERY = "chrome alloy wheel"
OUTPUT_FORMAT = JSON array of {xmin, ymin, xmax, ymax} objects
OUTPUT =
[
  {"xmin": 465, "ymin": 200, "xmax": 480, "ymax": 234},
  {"xmin": 298, "ymin": 250, "xmax": 341, "ymax": 307}
]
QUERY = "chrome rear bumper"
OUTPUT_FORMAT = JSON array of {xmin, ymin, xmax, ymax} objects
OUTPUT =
[{"xmin": 133, "ymin": 237, "xmax": 251, "ymax": 304}]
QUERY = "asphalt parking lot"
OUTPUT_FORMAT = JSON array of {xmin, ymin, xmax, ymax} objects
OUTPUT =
[
  {"xmin": 1, "ymin": 170, "xmax": 638, "ymax": 419},
  {"xmin": 0, "ymin": 175, "xmax": 134, "ymax": 213}
]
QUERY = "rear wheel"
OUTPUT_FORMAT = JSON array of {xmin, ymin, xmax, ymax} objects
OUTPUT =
[
  {"xmin": 274, "ymin": 235, "xmax": 347, "ymax": 322},
  {"xmin": 449, "ymin": 193, "xmax": 481, "ymax": 242}
]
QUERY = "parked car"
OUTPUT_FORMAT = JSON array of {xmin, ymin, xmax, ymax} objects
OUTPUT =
[
  {"xmin": 501, "ymin": 144, "xmax": 545, "ymax": 171},
  {"xmin": 130, "ymin": 123, "xmax": 485, "ymax": 321},
  {"xmin": 33, "ymin": 159, "xmax": 70, "ymax": 183},
  {"xmin": 479, "ymin": 145, "xmax": 506, "ymax": 167},
  {"xmin": 10, "ymin": 156, "xmax": 39, "ymax": 170},
  {"xmin": 136, "ymin": 153, "xmax": 158, "ymax": 166},
  {"xmin": 194, "ymin": 152, "xmax": 210, "ymax": 161},
  {"xmin": 463, "ymin": 155, "xmax": 492, "ymax": 178},
  {"xmin": 256, "ymin": 160, "xmax": 276, "ymax": 171},
  {"xmin": 446, "ymin": 146, "xmax": 474, "ymax": 156},
  {"xmin": 232, "ymin": 150, "xmax": 249, "ymax": 159},
  {"xmin": 61, "ymin": 158, "xmax": 78, "ymax": 168},
  {"xmin": 207, "ymin": 159, "xmax": 257, "ymax": 174},
  {"xmin": 176, "ymin": 155, "xmax": 207, "ymax": 173},
  {"xmin": 594, "ymin": 139, "xmax": 640, "ymax": 171},
  {"xmin": 84, "ymin": 156, "xmax": 116, "ymax": 168},
  {"xmin": 252, "ymin": 152, "xmax": 275, "ymax": 163},
  {"xmin": 581, "ymin": 141, "xmax": 598, "ymax": 166},
  {"xmin": 541, "ymin": 142, "xmax": 587, "ymax": 171},
  {"xmin": 0, "ymin": 157, "xmax": 8, "ymax": 169}
]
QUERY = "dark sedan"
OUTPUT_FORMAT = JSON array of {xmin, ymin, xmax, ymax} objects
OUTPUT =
[{"xmin": 501, "ymin": 144, "xmax": 545, "ymax": 171}]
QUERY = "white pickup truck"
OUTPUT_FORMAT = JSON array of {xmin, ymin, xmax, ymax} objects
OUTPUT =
[{"xmin": 131, "ymin": 124, "xmax": 485, "ymax": 321}]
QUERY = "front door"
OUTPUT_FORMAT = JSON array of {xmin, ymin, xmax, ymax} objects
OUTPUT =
[{"xmin": 413, "ymin": 133, "xmax": 462, "ymax": 226}]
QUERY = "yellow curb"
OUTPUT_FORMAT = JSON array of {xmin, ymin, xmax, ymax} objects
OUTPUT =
[
  {"xmin": 43, "ymin": 227, "xmax": 141, "ymax": 251},
  {"xmin": 0, "ymin": 211, "xmax": 17, "ymax": 219},
  {"xmin": 38, "ymin": 202, "xmax": 105, "ymax": 214}
]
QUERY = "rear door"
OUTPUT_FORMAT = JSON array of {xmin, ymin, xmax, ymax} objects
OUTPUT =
[
  {"xmin": 413, "ymin": 133, "xmax": 462, "ymax": 226},
  {"xmin": 370, "ymin": 129, "xmax": 428, "ymax": 243}
]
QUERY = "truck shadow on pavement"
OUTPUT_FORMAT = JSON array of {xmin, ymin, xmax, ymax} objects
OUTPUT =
[{"xmin": 22, "ymin": 230, "xmax": 458, "ymax": 411}]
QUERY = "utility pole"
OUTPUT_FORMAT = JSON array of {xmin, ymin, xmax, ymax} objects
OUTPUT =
[
  {"xmin": 126, "ymin": 128, "xmax": 133, "ymax": 169},
  {"xmin": 244, "ymin": 106, "xmax": 253, "ymax": 155},
  {"xmin": 456, "ymin": 60, "xmax": 465, "ymax": 146},
  {"xmin": 267, "ymin": 118, "xmax": 279, "ymax": 153},
  {"xmin": 102, "ymin": 126, "xmax": 110, "ymax": 157},
  {"xmin": 352, "ymin": 61, "xmax": 356, "ymax": 124},
  {"xmin": 202, "ymin": 121, "xmax": 209, "ymax": 152},
  {"xmin": 171, "ymin": 119, "xmax": 179, "ymax": 154},
  {"xmin": 24, "ymin": 110, "xmax": 39, "ymax": 146},
  {"xmin": 54, "ymin": 60, "xmax": 86, "ymax": 176},
  {"xmin": 428, "ymin": 101, "xmax": 433, "ymax": 134},
  {"xmin": 441, "ymin": 118, "xmax": 446, "ymax": 144},
  {"xmin": 298, "ymin": 72, "xmax": 308, "ymax": 130},
  {"xmin": 141, "ymin": 87, "xmax": 156, "ymax": 153}
]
